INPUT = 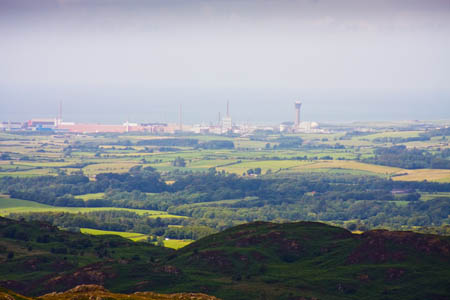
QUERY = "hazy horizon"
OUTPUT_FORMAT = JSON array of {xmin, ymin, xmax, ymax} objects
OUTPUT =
[{"xmin": 1, "ymin": 0, "xmax": 449, "ymax": 124}]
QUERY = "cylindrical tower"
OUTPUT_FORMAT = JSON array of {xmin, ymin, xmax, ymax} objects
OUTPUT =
[{"xmin": 294, "ymin": 101, "xmax": 302, "ymax": 127}]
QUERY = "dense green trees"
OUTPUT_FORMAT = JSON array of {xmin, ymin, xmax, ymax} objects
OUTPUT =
[
  {"xmin": 172, "ymin": 157, "xmax": 186, "ymax": 167},
  {"xmin": 1, "ymin": 169, "xmax": 450, "ymax": 236},
  {"xmin": 363, "ymin": 145, "xmax": 450, "ymax": 169}
]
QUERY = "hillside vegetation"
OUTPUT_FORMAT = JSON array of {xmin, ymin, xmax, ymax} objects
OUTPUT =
[{"xmin": 0, "ymin": 217, "xmax": 449, "ymax": 300}]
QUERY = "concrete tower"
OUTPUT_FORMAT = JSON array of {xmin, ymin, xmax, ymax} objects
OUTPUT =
[
  {"xmin": 294, "ymin": 101, "xmax": 302, "ymax": 127},
  {"xmin": 222, "ymin": 100, "xmax": 232, "ymax": 132}
]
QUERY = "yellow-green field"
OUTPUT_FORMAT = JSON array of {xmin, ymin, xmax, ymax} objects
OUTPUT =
[
  {"xmin": 217, "ymin": 159, "xmax": 398, "ymax": 176},
  {"xmin": 82, "ymin": 162, "xmax": 139, "ymax": 177},
  {"xmin": 80, "ymin": 228, "xmax": 150, "ymax": 242},
  {"xmin": 0, "ymin": 194, "xmax": 186, "ymax": 218},
  {"xmin": 291, "ymin": 160, "xmax": 402, "ymax": 175},
  {"xmin": 75, "ymin": 193, "xmax": 106, "ymax": 200},
  {"xmin": 419, "ymin": 192, "xmax": 450, "ymax": 201},
  {"xmin": 0, "ymin": 168, "xmax": 56, "ymax": 177},
  {"xmin": 358, "ymin": 130, "xmax": 422, "ymax": 140},
  {"xmin": 215, "ymin": 159, "xmax": 450, "ymax": 182},
  {"xmin": 162, "ymin": 239, "xmax": 194, "ymax": 249},
  {"xmin": 217, "ymin": 160, "xmax": 314, "ymax": 175},
  {"xmin": 392, "ymin": 169, "xmax": 450, "ymax": 183},
  {"xmin": 80, "ymin": 228, "xmax": 193, "ymax": 249}
]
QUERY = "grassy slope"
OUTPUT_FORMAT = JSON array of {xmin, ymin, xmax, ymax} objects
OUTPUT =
[
  {"xmin": 0, "ymin": 216, "xmax": 173, "ymax": 296},
  {"xmin": 167, "ymin": 222, "xmax": 450, "ymax": 300},
  {"xmin": 0, "ymin": 217, "xmax": 449, "ymax": 299}
]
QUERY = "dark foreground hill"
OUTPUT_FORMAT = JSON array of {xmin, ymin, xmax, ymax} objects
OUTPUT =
[{"xmin": 0, "ymin": 217, "xmax": 449, "ymax": 300}]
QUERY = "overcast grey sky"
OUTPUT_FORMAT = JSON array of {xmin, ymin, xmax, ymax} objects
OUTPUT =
[{"xmin": 1, "ymin": 0, "xmax": 449, "ymax": 124}]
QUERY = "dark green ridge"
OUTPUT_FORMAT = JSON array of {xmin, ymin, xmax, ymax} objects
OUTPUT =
[{"xmin": 0, "ymin": 217, "xmax": 449, "ymax": 300}]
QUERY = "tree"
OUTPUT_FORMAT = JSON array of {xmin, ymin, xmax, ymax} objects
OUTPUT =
[
  {"xmin": 1, "ymin": 153, "xmax": 11, "ymax": 160},
  {"xmin": 172, "ymin": 157, "xmax": 186, "ymax": 167}
]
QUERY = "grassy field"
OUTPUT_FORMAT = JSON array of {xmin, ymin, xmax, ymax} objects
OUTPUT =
[
  {"xmin": 0, "ymin": 168, "xmax": 57, "ymax": 177},
  {"xmin": 75, "ymin": 193, "xmax": 106, "ymax": 200},
  {"xmin": 291, "ymin": 160, "xmax": 403, "ymax": 175},
  {"xmin": 0, "ymin": 194, "xmax": 186, "ymax": 218},
  {"xmin": 358, "ymin": 130, "xmax": 422, "ymax": 140},
  {"xmin": 162, "ymin": 238, "xmax": 194, "ymax": 249},
  {"xmin": 420, "ymin": 192, "xmax": 450, "ymax": 201},
  {"xmin": 82, "ymin": 162, "xmax": 139, "ymax": 177},
  {"xmin": 80, "ymin": 228, "xmax": 193, "ymax": 249},
  {"xmin": 80, "ymin": 228, "xmax": 150, "ymax": 242},
  {"xmin": 217, "ymin": 160, "xmax": 314, "ymax": 175},
  {"xmin": 217, "ymin": 159, "xmax": 402, "ymax": 177},
  {"xmin": 392, "ymin": 169, "xmax": 450, "ymax": 183},
  {"xmin": 214, "ymin": 158, "xmax": 450, "ymax": 182}
]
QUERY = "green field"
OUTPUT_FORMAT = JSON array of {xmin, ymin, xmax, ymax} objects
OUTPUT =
[
  {"xmin": 392, "ymin": 168, "xmax": 450, "ymax": 183},
  {"xmin": 1, "ymin": 127, "xmax": 449, "ymax": 181},
  {"xmin": 82, "ymin": 162, "xmax": 139, "ymax": 177},
  {"xmin": 81, "ymin": 228, "xmax": 193, "ymax": 249},
  {"xmin": 80, "ymin": 228, "xmax": 150, "ymax": 241},
  {"xmin": 0, "ymin": 194, "xmax": 186, "ymax": 218},
  {"xmin": 75, "ymin": 193, "xmax": 106, "ymax": 200},
  {"xmin": 216, "ymin": 159, "xmax": 403, "ymax": 177},
  {"xmin": 162, "ymin": 238, "xmax": 194, "ymax": 249},
  {"xmin": 0, "ymin": 168, "xmax": 57, "ymax": 177},
  {"xmin": 359, "ymin": 130, "xmax": 422, "ymax": 140},
  {"xmin": 420, "ymin": 192, "xmax": 450, "ymax": 201}
]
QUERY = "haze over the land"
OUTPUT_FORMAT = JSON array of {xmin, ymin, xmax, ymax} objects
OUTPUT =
[{"xmin": 0, "ymin": 0, "xmax": 449, "ymax": 124}]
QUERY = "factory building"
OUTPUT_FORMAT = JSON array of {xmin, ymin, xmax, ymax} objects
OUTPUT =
[
  {"xmin": 0, "ymin": 121, "xmax": 24, "ymax": 131},
  {"xmin": 26, "ymin": 119, "xmax": 57, "ymax": 131}
]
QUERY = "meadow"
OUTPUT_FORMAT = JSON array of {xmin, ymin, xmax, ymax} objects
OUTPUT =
[
  {"xmin": 80, "ymin": 228, "xmax": 151, "ymax": 241},
  {"xmin": 420, "ymin": 192, "xmax": 450, "ymax": 201},
  {"xmin": 0, "ymin": 194, "xmax": 186, "ymax": 218},
  {"xmin": 80, "ymin": 227, "xmax": 194, "ymax": 249},
  {"xmin": 391, "ymin": 169, "xmax": 450, "ymax": 183}
]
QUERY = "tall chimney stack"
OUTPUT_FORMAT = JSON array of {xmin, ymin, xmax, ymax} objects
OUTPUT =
[
  {"xmin": 178, "ymin": 104, "xmax": 182, "ymax": 131},
  {"xmin": 294, "ymin": 101, "xmax": 302, "ymax": 127},
  {"xmin": 57, "ymin": 100, "xmax": 63, "ymax": 127}
]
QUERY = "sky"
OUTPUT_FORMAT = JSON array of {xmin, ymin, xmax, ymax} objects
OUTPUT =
[{"xmin": 0, "ymin": 0, "xmax": 449, "ymax": 124}]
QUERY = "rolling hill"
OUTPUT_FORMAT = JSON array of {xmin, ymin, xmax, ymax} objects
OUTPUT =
[{"xmin": 0, "ymin": 217, "xmax": 449, "ymax": 300}]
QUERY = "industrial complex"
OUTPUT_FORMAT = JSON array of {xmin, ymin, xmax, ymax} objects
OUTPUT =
[{"xmin": 1, "ymin": 101, "xmax": 323, "ymax": 135}]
